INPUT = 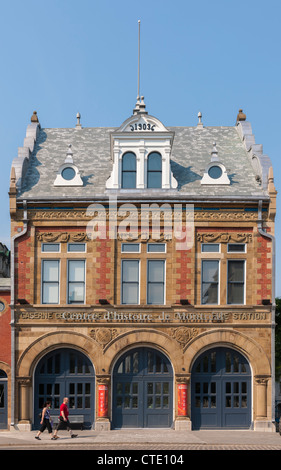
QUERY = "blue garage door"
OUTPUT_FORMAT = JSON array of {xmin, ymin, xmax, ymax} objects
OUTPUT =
[
  {"xmin": 191, "ymin": 347, "xmax": 251, "ymax": 430},
  {"xmin": 112, "ymin": 348, "xmax": 173, "ymax": 429},
  {"xmin": 34, "ymin": 348, "xmax": 95, "ymax": 429}
]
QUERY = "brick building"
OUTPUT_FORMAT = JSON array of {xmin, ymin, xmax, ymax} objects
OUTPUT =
[
  {"xmin": 0, "ymin": 244, "xmax": 11, "ymax": 429},
  {"xmin": 6, "ymin": 101, "xmax": 277, "ymax": 431}
]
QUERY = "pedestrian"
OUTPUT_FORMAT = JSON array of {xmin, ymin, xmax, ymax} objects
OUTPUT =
[
  {"xmin": 35, "ymin": 401, "xmax": 54, "ymax": 440},
  {"xmin": 52, "ymin": 397, "xmax": 78, "ymax": 440}
]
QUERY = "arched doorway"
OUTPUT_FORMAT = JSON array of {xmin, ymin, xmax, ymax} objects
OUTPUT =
[
  {"xmin": 112, "ymin": 347, "xmax": 173, "ymax": 428},
  {"xmin": 191, "ymin": 347, "xmax": 251, "ymax": 430},
  {"xmin": 34, "ymin": 348, "xmax": 95, "ymax": 429},
  {"xmin": 0, "ymin": 370, "xmax": 8, "ymax": 429}
]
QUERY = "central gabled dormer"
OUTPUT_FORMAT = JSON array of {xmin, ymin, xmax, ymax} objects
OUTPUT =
[{"xmin": 106, "ymin": 97, "xmax": 178, "ymax": 190}]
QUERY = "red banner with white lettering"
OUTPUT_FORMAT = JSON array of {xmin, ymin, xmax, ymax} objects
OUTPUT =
[
  {"xmin": 177, "ymin": 383, "xmax": 187, "ymax": 416},
  {"xmin": 98, "ymin": 384, "xmax": 108, "ymax": 417}
]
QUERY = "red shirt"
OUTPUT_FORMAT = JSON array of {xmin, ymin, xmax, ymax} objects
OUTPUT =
[{"xmin": 60, "ymin": 403, "xmax": 69, "ymax": 419}]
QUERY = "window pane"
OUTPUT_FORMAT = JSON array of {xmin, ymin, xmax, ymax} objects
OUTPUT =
[
  {"xmin": 148, "ymin": 260, "xmax": 164, "ymax": 282},
  {"xmin": 228, "ymin": 261, "xmax": 244, "ymax": 282},
  {"xmin": 43, "ymin": 261, "xmax": 59, "ymax": 282},
  {"xmin": 147, "ymin": 244, "xmax": 166, "ymax": 253},
  {"xmin": 122, "ymin": 283, "xmax": 139, "ymax": 304},
  {"xmin": 122, "ymin": 243, "xmax": 140, "ymax": 252},
  {"xmin": 68, "ymin": 283, "xmax": 85, "ymax": 303},
  {"xmin": 42, "ymin": 243, "xmax": 60, "ymax": 252},
  {"xmin": 201, "ymin": 244, "xmax": 220, "ymax": 253},
  {"xmin": 147, "ymin": 172, "xmax": 162, "ymax": 188},
  {"xmin": 67, "ymin": 243, "xmax": 86, "ymax": 252},
  {"xmin": 42, "ymin": 283, "xmax": 59, "ymax": 304},
  {"xmin": 68, "ymin": 260, "xmax": 85, "ymax": 281},
  {"xmin": 227, "ymin": 244, "xmax": 246, "ymax": 252},
  {"xmin": 147, "ymin": 283, "xmax": 164, "ymax": 304},
  {"xmin": 202, "ymin": 260, "xmax": 219, "ymax": 282},
  {"xmin": 122, "ymin": 260, "xmax": 139, "ymax": 282},
  {"xmin": 228, "ymin": 284, "xmax": 244, "ymax": 304},
  {"xmin": 122, "ymin": 172, "xmax": 136, "ymax": 189},
  {"xmin": 122, "ymin": 152, "xmax": 136, "ymax": 171},
  {"xmin": 148, "ymin": 153, "xmax": 162, "ymax": 170}
]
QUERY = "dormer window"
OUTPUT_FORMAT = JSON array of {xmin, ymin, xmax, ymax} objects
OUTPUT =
[
  {"xmin": 54, "ymin": 145, "xmax": 83, "ymax": 187},
  {"xmin": 121, "ymin": 152, "xmax": 136, "ymax": 189},
  {"xmin": 147, "ymin": 152, "xmax": 162, "ymax": 188},
  {"xmin": 201, "ymin": 142, "xmax": 230, "ymax": 185},
  {"xmin": 106, "ymin": 99, "xmax": 177, "ymax": 190}
]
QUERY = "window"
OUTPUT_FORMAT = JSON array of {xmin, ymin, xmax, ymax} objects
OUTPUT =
[
  {"xmin": 147, "ymin": 152, "xmax": 162, "ymax": 188},
  {"xmin": 42, "ymin": 260, "xmax": 60, "ymax": 304},
  {"xmin": 67, "ymin": 260, "xmax": 85, "ymax": 304},
  {"xmin": 147, "ymin": 243, "xmax": 166, "ymax": 253},
  {"xmin": 208, "ymin": 165, "xmax": 222, "ymax": 179},
  {"xmin": 121, "ymin": 243, "xmax": 140, "ymax": 253},
  {"xmin": 227, "ymin": 244, "xmax": 246, "ymax": 253},
  {"xmin": 122, "ymin": 260, "xmax": 139, "ymax": 304},
  {"xmin": 67, "ymin": 243, "xmax": 86, "ymax": 252},
  {"xmin": 227, "ymin": 260, "xmax": 245, "ymax": 304},
  {"xmin": 147, "ymin": 260, "xmax": 165, "ymax": 304},
  {"xmin": 201, "ymin": 243, "xmax": 220, "ymax": 253},
  {"xmin": 62, "ymin": 167, "xmax": 76, "ymax": 181},
  {"xmin": 42, "ymin": 243, "xmax": 60, "ymax": 252},
  {"xmin": 122, "ymin": 152, "xmax": 136, "ymax": 188},
  {"xmin": 201, "ymin": 260, "xmax": 219, "ymax": 304}
]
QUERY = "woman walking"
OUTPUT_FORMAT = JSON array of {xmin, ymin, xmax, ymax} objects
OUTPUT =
[{"xmin": 35, "ymin": 401, "xmax": 54, "ymax": 440}]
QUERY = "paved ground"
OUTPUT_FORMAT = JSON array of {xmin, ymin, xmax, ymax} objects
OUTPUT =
[{"xmin": 1, "ymin": 428, "xmax": 281, "ymax": 451}]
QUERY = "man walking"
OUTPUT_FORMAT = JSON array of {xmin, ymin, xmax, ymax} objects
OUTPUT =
[{"xmin": 52, "ymin": 397, "xmax": 78, "ymax": 440}]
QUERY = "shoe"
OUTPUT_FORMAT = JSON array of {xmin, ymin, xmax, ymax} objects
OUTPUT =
[
  {"xmin": 51, "ymin": 436, "xmax": 59, "ymax": 440},
  {"xmin": 71, "ymin": 434, "xmax": 78, "ymax": 438},
  {"xmin": 35, "ymin": 436, "xmax": 41, "ymax": 440}
]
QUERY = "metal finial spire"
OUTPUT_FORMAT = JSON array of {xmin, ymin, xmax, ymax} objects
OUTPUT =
[{"xmin": 138, "ymin": 20, "xmax": 141, "ymax": 100}]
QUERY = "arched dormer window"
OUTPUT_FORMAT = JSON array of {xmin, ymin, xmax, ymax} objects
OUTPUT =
[
  {"xmin": 122, "ymin": 152, "xmax": 136, "ymax": 188},
  {"xmin": 147, "ymin": 152, "xmax": 162, "ymax": 188}
]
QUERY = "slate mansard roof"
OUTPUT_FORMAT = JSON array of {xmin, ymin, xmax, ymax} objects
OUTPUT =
[{"xmin": 12, "ymin": 110, "xmax": 273, "ymax": 202}]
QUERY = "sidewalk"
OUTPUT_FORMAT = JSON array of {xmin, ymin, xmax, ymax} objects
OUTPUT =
[{"xmin": 1, "ymin": 429, "xmax": 281, "ymax": 449}]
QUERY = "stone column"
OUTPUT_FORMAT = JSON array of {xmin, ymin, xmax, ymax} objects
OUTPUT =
[
  {"xmin": 255, "ymin": 376, "xmax": 269, "ymax": 418},
  {"xmin": 254, "ymin": 375, "xmax": 273, "ymax": 431},
  {"xmin": 174, "ymin": 376, "xmax": 191, "ymax": 431},
  {"xmin": 18, "ymin": 377, "xmax": 32, "ymax": 431},
  {"xmin": 95, "ymin": 376, "xmax": 111, "ymax": 431}
]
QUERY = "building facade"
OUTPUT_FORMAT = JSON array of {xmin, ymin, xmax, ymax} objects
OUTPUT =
[{"xmin": 6, "ymin": 102, "xmax": 277, "ymax": 431}]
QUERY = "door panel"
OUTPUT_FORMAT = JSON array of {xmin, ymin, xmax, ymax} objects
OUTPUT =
[
  {"xmin": 34, "ymin": 349, "xmax": 95, "ymax": 429},
  {"xmin": 191, "ymin": 347, "xmax": 251, "ymax": 430},
  {"xmin": 113, "ymin": 348, "xmax": 173, "ymax": 429}
]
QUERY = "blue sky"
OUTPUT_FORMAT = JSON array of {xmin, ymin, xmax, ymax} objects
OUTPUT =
[{"xmin": 0, "ymin": 0, "xmax": 280, "ymax": 296}]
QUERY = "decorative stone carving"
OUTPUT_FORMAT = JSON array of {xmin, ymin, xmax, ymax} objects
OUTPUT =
[
  {"xmin": 196, "ymin": 233, "xmax": 252, "ymax": 243},
  {"xmin": 89, "ymin": 328, "xmax": 118, "ymax": 349},
  {"xmin": 171, "ymin": 327, "xmax": 198, "ymax": 348},
  {"xmin": 37, "ymin": 232, "xmax": 90, "ymax": 243}
]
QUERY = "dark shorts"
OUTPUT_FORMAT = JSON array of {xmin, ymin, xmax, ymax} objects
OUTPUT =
[
  {"xmin": 56, "ymin": 416, "xmax": 72, "ymax": 431},
  {"xmin": 40, "ymin": 418, "xmax": 53, "ymax": 434}
]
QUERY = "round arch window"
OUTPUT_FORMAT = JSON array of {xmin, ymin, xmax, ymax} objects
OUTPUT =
[
  {"xmin": 0, "ymin": 302, "xmax": 5, "ymax": 312},
  {"xmin": 208, "ymin": 165, "xmax": 222, "ymax": 180},
  {"xmin": 208, "ymin": 165, "xmax": 222, "ymax": 179},
  {"xmin": 62, "ymin": 167, "xmax": 76, "ymax": 181}
]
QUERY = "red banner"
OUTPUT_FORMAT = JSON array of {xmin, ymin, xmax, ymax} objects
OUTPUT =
[
  {"xmin": 98, "ymin": 384, "xmax": 108, "ymax": 417},
  {"xmin": 177, "ymin": 383, "xmax": 188, "ymax": 416}
]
